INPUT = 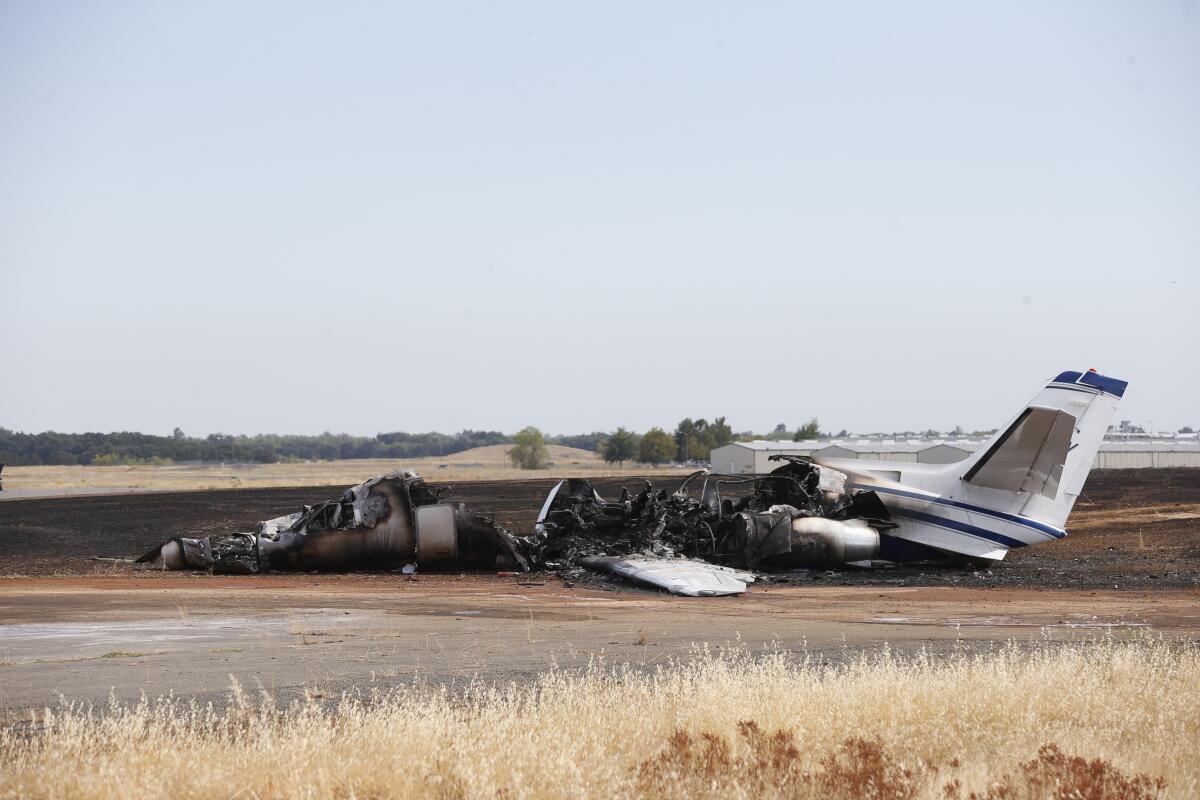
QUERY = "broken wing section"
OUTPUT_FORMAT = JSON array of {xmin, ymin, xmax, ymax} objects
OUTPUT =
[
  {"xmin": 962, "ymin": 406, "xmax": 1076, "ymax": 499},
  {"xmin": 579, "ymin": 556, "xmax": 755, "ymax": 597}
]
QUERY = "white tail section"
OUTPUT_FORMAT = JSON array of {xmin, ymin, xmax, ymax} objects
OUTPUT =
[{"xmin": 959, "ymin": 370, "xmax": 1127, "ymax": 528}]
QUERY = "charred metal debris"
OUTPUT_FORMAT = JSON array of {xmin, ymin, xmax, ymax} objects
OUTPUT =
[
  {"xmin": 531, "ymin": 456, "xmax": 894, "ymax": 573},
  {"xmin": 141, "ymin": 457, "xmax": 897, "ymax": 594},
  {"xmin": 138, "ymin": 471, "xmax": 529, "ymax": 575}
]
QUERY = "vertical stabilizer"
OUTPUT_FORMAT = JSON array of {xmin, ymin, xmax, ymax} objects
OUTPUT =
[{"xmin": 958, "ymin": 370, "xmax": 1127, "ymax": 528}]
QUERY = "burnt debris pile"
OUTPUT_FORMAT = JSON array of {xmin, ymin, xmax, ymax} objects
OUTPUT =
[
  {"xmin": 530, "ymin": 456, "xmax": 895, "ymax": 572},
  {"xmin": 140, "ymin": 456, "xmax": 896, "ymax": 583},
  {"xmin": 528, "ymin": 478, "xmax": 714, "ymax": 568},
  {"xmin": 138, "ymin": 470, "xmax": 528, "ymax": 575}
]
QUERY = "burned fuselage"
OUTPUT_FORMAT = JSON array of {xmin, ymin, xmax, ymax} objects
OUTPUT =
[{"xmin": 140, "ymin": 470, "xmax": 529, "ymax": 574}]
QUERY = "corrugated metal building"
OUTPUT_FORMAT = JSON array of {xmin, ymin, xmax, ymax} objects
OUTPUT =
[
  {"xmin": 708, "ymin": 438, "xmax": 1200, "ymax": 473},
  {"xmin": 706, "ymin": 441, "xmax": 860, "ymax": 474},
  {"xmin": 1092, "ymin": 442, "xmax": 1200, "ymax": 469},
  {"xmin": 917, "ymin": 443, "xmax": 976, "ymax": 463}
]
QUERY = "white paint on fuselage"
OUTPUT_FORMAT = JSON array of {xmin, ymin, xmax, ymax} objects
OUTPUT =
[{"xmin": 815, "ymin": 457, "xmax": 1062, "ymax": 563}]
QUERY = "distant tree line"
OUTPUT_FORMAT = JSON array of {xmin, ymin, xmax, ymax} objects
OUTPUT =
[
  {"xmin": 0, "ymin": 424, "xmax": 726, "ymax": 467},
  {"xmin": 508, "ymin": 418, "xmax": 738, "ymax": 471},
  {"xmin": 586, "ymin": 418, "xmax": 736, "ymax": 469},
  {"xmin": 547, "ymin": 432, "xmax": 608, "ymax": 451},
  {"xmin": 590, "ymin": 418, "xmax": 738, "ymax": 468},
  {"xmin": 9, "ymin": 413, "xmax": 1011, "ymax": 468},
  {"xmin": 0, "ymin": 428, "xmax": 514, "ymax": 466}
]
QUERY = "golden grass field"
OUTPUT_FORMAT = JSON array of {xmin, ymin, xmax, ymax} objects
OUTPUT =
[
  {"xmin": 2, "ymin": 444, "xmax": 691, "ymax": 494},
  {"xmin": 2, "ymin": 637, "xmax": 1195, "ymax": 799}
]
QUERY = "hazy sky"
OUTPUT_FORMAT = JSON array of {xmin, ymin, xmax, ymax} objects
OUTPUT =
[{"xmin": 2, "ymin": 1, "xmax": 1197, "ymax": 437}]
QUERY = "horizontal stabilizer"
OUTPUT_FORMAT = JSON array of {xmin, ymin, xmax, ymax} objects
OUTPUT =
[{"xmin": 963, "ymin": 405, "xmax": 1075, "ymax": 499}]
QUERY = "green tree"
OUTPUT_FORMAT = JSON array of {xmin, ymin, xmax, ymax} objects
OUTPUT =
[
  {"xmin": 508, "ymin": 426, "xmax": 549, "ymax": 469},
  {"xmin": 639, "ymin": 427, "xmax": 675, "ymax": 465},
  {"xmin": 599, "ymin": 427, "xmax": 640, "ymax": 467},
  {"xmin": 767, "ymin": 423, "xmax": 790, "ymax": 441},
  {"xmin": 793, "ymin": 418, "xmax": 821, "ymax": 441},
  {"xmin": 675, "ymin": 418, "xmax": 698, "ymax": 462},
  {"xmin": 706, "ymin": 416, "xmax": 734, "ymax": 452},
  {"xmin": 547, "ymin": 432, "xmax": 607, "ymax": 451},
  {"xmin": 673, "ymin": 416, "xmax": 734, "ymax": 461}
]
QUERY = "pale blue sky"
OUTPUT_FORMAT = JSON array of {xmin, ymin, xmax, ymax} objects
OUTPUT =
[{"xmin": 2, "ymin": 1, "xmax": 1197, "ymax": 436}]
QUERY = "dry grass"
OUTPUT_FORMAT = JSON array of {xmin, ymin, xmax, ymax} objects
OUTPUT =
[
  {"xmin": 1, "ymin": 637, "xmax": 1196, "ymax": 799},
  {"xmin": 2, "ymin": 446, "xmax": 690, "ymax": 495}
]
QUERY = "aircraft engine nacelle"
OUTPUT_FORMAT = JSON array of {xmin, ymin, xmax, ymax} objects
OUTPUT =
[
  {"xmin": 785, "ymin": 517, "xmax": 880, "ymax": 567},
  {"xmin": 736, "ymin": 509, "xmax": 882, "ymax": 569}
]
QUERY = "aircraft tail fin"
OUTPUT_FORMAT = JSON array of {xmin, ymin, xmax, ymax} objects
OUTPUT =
[{"xmin": 958, "ymin": 370, "xmax": 1127, "ymax": 528}]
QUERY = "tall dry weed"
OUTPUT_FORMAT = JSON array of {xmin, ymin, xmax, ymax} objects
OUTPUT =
[
  {"xmin": 636, "ymin": 724, "xmax": 929, "ymax": 800},
  {"xmin": 0, "ymin": 636, "xmax": 1195, "ymax": 799}
]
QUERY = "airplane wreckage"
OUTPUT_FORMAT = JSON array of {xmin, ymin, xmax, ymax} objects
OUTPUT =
[
  {"xmin": 140, "ymin": 458, "xmax": 886, "ymax": 596},
  {"xmin": 140, "ymin": 369, "xmax": 1129, "ymax": 596}
]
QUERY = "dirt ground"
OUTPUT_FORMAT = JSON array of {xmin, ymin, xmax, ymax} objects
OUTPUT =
[
  {"xmin": 0, "ymin": 469, "xmax": 1197, "ymax": 712},
  {"xmin": 0, "ymin": 449, "xmax": 691, "ymax": 498},
  {"xmin": 0, "ymin": 469, "xmax": 1197, "ymax": 589},
  {"xmin": 1, "ymin": 577, "xmax": 1195, "ymax": 713}
]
